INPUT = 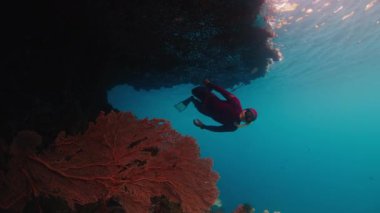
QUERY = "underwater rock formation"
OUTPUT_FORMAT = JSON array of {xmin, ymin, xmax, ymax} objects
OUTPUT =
[
  {"xmin": 99, "ymin": 0, "xmax": 281, "ymax": 89},
  {"xmin": 0, "ymin": 112, "xmax": 219, "ymax": 212},
  {"xmin": 1, "ymin": 0, "xmax": 280, "ymax": 144}
]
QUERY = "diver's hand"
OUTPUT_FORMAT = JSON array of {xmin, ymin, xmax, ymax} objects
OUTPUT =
[{"xmin": 193, "ymin": 119, "xmax": 204, "ymax": 129}]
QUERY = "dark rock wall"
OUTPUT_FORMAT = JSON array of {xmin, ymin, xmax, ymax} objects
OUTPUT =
[
  {"xmin": 1, "ymin": 0, "xmax": 279, "ymax": 144},
  {"xmin": 101, "ymin": 0, "xmax": 280, "ymax": 89}
]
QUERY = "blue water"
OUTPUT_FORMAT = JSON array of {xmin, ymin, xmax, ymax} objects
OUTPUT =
[{"xmin": 108, "ymin": 1, "xmax": 380, "ymax": 212}]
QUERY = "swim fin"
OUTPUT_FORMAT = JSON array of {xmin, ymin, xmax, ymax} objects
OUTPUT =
[{"xmin": 174, "ymin": 101, "xmax": 187, "ymax": 112}]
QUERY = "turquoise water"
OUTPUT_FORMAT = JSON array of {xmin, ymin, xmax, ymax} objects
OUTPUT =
[{"xmin": 108, "ymin": 1, "xmax": 380, "ymax": 212}]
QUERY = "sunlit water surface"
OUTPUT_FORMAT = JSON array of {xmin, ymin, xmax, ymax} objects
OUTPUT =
[{"xmin": 108, "ymin": 1, "xmax": 380, "ymax": 212}]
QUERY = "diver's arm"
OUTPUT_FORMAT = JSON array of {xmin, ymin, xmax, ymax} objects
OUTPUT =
[
  {"xmin": 193, "ymin": 119, "xmax": 237, "ymax": 132},
  {"xmin": 201, "ymin": 124, "xmax": 238, "ymax": 132}
]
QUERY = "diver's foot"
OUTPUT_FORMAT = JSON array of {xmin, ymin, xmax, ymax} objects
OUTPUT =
[
  {"xmin": 174, "ymin": 102, "xmax": 187, "ymax": 112},
  {"xmin": 174, "ymin": 97, "xmax": 193, "ymax": 112}
]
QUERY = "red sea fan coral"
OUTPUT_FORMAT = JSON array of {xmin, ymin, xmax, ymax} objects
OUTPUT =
[{"xmin": 0, "ymin": 111, "xmax": 219, "ymax": 212}]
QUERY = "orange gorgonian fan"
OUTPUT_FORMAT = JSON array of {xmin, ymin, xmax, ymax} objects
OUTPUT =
[{"xmin": 0, "ymin": 111, "xmax": 219, "ymax": 212}]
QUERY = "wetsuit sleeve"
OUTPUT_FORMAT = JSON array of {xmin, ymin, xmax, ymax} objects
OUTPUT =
[
  {"xmin": 202, "ymin": 124, "xmax": 238, "ymax": 132},
  {"xmin": 206, "ymin": 82, "xmax": 236, "ymax": 101}
]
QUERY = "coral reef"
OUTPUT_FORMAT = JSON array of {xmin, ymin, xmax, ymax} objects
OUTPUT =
[
  {"xmin": 1, "ymin": 0, "xmax": 281, "ymax": 211},
  {"xmin": 211, "ymin": 202, "xmax": 281, "ymax": 213},
  {"xmin": 233, "ymin": 204, "xmax": 255, "ymax": 213},
  {"xmin": 233, "ymin": 205, "xmax": 281, "ymax": 213},
  {"xmin": 0, "ymin": 112, "xmax": 219, "ymax": 212}
]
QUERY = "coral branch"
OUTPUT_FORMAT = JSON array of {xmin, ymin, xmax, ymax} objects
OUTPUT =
[{"xmin": 0, "ymin": 112, "xmax": 219, "ymax": 212}]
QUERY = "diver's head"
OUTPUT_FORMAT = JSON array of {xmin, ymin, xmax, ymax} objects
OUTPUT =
[{"xmin": 242, "ymin": 108, "xmax": 257, "ymax": 124}]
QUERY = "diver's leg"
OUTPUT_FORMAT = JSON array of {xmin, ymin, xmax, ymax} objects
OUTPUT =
[
  {"xmin": 175, "ymin": 86, "xmax": 211, "ymax": 112},
  {"xmin": 192, "ymin": 96, "xmax": 212, "ymax": 117},
  {"xmin": 191, "ymin": 86, "xmax": 211, "ymax": 102},
  {"xmin": 191, "ymin": 86, "xmax": 215, "ymax": 116}
]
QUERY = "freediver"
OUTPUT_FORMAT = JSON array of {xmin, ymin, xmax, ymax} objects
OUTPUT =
[{"xmin": 175, "ymin": 79, "xmax": 257, "ymax": 132}]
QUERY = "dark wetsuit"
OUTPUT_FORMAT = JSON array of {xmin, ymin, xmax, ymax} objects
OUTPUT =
[{"xmin": 192, "ymin": 82, "xmax": 243, "ymax": 132}]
